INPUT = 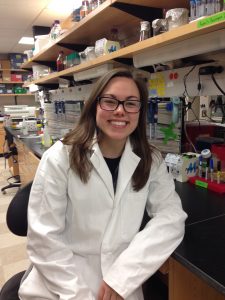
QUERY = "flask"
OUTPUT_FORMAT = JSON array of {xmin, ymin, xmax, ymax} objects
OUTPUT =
[
  {"xmin": 56, "ymin": 51, "xmax": 65, "ymax": 72},
  {"xmin": 139, "ymin": 21, "xmax": 151, "ymax": 41}
]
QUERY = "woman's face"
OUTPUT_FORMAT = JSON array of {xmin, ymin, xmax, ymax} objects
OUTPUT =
[{"xmin": 96, "ymin": 76, "xmax": 140, "ymax": 145}]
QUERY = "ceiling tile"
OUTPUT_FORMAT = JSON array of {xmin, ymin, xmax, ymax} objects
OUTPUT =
[{"xmin": 0, "ymin": 0, "xmax": 71, "ymax": 54}]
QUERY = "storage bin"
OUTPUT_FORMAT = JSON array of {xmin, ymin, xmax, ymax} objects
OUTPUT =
[
  {"xmin": 11, "ymin": 74, "xmax": 22, "ymax": 82},
  {"xmin": 66, "ymin": 52, "xmax": 80, "ymax": 68},
  {"xmin": 73, "ymin": 63, "xmax": 113, "ymax": 81},
  {"xmin": 32, "ymin": 64, "xmax": 50, "ymax": 80},
  {"xmin": 9, "ymin": 53, "xmax": 27, "ymax": 69},
  {"xmin": 33, "ymin": 35, "xmax": 50, "ymax": 55}
]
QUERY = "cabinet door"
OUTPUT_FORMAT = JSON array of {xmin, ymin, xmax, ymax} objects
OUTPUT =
[
  {"xmin": 0, "ymin": 122, "xmax": 5, "ymax": 154},
  {"xmin": 15, "ymin": 139, "xmax": 40, "ymax": 186},
  {"xmin": 169, "ymin": 258, "xmax": 225, "ymax": 300}
]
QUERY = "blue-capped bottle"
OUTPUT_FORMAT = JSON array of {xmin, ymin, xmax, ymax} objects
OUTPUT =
[{"xmin": 190, "ymin": 0, "xmax": 196, "ymax": 20}]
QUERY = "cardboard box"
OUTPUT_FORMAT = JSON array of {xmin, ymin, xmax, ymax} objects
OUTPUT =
[
  {"xmin": 0, "ymin": 60, "xmax": 10, "ymax": 69},
  {"xmin": 9, "ymin": 53, "xmax": 27, "ymax": 69},
  {"xmin": 11, "ymin": 74, "xmax": 22, "ymax": 82},
  {"xmin": 0, "ymin": 60, "xmax": 11, "ymax": 81}
]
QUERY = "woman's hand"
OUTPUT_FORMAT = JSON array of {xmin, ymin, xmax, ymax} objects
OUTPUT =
[{"xmin": 98, "ymin": 281, "xmax": 124, "ymax": 300}]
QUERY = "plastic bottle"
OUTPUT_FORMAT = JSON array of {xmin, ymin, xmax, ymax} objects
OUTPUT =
[
  {"xmin": 42, "ymin": 126, "xmax": 52, "ymax": 148},
  {"xmin": 206, "ymin": 0, "xmax": 215, "ymax": 15},
  {"xmin": 56, "ymin": 51, "xmax": 65, "ymax": 72},
  {"xmin": 190, "ymin": 0, "xmax": 196, "ymax": 20},
  {"xmin": 139, "ymin": 21, "xmax": 151, "ymax": 41},
  {"xmin": 80, "ymin": 1, "xmax": 90, "ymax": 19},
  {"xmin": 195, "ymin": 0, "xmax": 201, "ymax": 17},
  {"xmin": 98, "ymin": 0, "xmax": 105, "ymax": 5},
  {"xmin": 22, "ymin": 117, "xmax": 28, "ymax": 135},
  {"xmin": 199, "ymin": 0, "xmax": 206, "ymax": 17},
  {"xmin": 89, "ymin": 0, "xmax": 97, "ymax": 11},
  {"xmin": 214, "ymin": 0, "xmax": 221, "ymax": 12},
  {"xmin": 53, "ymin": 20, "xmax": 61, "ymax": 40},
  {"xmin": 50, "ymin": 21, "xmax": 55, "ymax": 41}
]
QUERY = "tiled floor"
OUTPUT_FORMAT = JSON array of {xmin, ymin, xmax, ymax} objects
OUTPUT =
[{"xmin": 0, "ymin": 157, "xmax": 29, "ymax": 290}]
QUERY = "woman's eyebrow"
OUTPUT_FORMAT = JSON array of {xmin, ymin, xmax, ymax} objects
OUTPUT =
[{"xmin": 101, "ymin": 94, "xmax": 140, "ymax": 100}]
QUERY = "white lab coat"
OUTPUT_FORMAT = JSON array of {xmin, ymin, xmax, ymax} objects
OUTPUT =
[{"xmin": 19, "ymin": 139, "xmax": 187, "ymax": 300}]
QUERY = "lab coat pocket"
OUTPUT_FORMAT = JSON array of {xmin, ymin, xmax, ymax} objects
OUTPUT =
[{"xmin": 121, "ymin": 192, "xmax": 147, "ymax": 242}]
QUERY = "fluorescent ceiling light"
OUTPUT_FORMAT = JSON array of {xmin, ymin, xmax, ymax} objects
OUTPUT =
[{"xmin": 18, "ymin": 37, "xmax": 34, "ymax": 45}]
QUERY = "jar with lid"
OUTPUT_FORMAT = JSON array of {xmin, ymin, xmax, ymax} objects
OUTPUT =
[
  {"xmin": 152, "ymin": 19, "xmax": 168, "ymax": 36},
  {"xmin": 139, "ymin": 21, "xmax": 151, "ymax": 41}
]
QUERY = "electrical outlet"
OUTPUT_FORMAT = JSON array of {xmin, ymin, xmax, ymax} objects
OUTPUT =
[
  {"xmin": 202, "ymin": 110, "xmax": 207, "ymax": 117},
  {"xmin": 199, "ymin": 96, "xmax": 211, "ymax": 120}
]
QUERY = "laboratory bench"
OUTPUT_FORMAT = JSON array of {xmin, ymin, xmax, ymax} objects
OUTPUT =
[{"xmin": 3, "ymin": 126, "xmax": 225, "ymax": 300}]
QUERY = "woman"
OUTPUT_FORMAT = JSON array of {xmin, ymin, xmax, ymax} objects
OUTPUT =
[{"xmin": 19, "ymin": 68, "xmax": 187, "ymax": 300}]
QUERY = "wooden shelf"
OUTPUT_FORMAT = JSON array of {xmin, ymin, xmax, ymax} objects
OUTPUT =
[
  {"xmin": 24, "ymin": 15, "xmax": 225, "ymax": 86},
  {"xmin": 114, "ymin": 0, "xmax": 189, "ymax": 8},
  {"xmin": 0, "ymin": 69, "xmax": 28, "ymax": 72},
  {"xmin": 21, "ymin": 0, "xmax": 189, "ymax": 69},
  {"xmin": 0, "ymin": 94, "xmax": 33, "ymax": 97},
  {"xmin": 0, "ymin": 81, "xmax": 24, "ymax": 84}
]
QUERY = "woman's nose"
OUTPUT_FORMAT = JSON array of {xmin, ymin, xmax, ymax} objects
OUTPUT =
[{"xmin": 114, "ymin": 103, "xmax": 125, "ymax": 114}]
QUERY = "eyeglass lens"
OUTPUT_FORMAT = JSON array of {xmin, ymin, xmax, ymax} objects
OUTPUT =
[{"xmin": 99, "ymin": 97, "xmax": 141, "ymax": 113}]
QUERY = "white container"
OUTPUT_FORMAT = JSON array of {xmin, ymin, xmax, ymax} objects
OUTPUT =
[
  {"xmin": 22, "ymin": 117, "xmax": 28, "ymax": 135},
  {"xmin": 165, "ymin": 8, "xmax": 189, "ymax": 31},
  {"xmin": 73, "ymin": 63, "xmax": 114, "ymax": 81},
  {"xmin": 32, "ymin": 64, "xmax": 49, "ymax": 80},
  {"xmin": 33, "ymin": 35, "xmax": 50, "ymax": 55},
  {"xmin": 95, "ymin": 38, "xmax": 120, "ymax": 57}
]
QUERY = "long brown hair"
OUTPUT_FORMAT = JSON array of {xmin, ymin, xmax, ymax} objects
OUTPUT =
[{"xmin": 63, "ymin": 67, "xmax": 157, "ymax": 191}]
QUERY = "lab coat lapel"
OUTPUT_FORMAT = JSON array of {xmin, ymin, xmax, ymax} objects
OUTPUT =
[
  {"xmin": 115, "ymin": 139, "xmax": 140, "ymax": 205},
  {"xmin": 90, "ymin": 143, "xmax": 114, "ymax": 199}
]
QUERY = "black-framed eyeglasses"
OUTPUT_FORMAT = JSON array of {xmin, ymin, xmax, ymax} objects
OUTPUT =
[{"xmin": 98, "ymin": 96, "xmax": 141, "ymax": 113}]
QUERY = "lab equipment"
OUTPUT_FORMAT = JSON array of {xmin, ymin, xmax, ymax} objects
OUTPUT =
[
  {"xmin": 148, "ymin": 98, "xmax": 159, "ymax": 139},
  {"xmin": 171, "ymin": 97, "xmax": 181, "ymax": 124},
  {"xmin": 165, "ymin": 152, "xmax": 198, "ymax": 182}
]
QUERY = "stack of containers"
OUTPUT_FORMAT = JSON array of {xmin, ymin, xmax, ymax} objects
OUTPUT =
[{"xmin": 43, "ymin": 100, "xmax": 84, "ymax": 138}]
